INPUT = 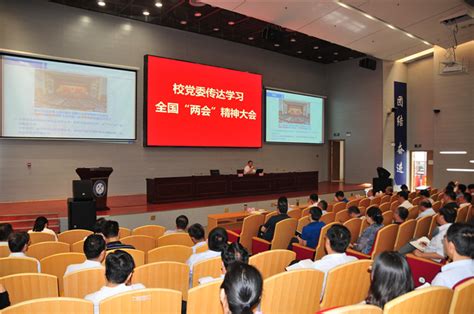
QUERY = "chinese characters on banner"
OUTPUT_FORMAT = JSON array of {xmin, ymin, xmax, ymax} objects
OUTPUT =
[{"xmin": 394, "ymin": 82, "xmax": 407, "ymax": 185}]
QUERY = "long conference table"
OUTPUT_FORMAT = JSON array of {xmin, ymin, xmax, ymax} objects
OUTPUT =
[{"xmin": 146, "ymin": 171, "xmax": 318, "ymax": 204}]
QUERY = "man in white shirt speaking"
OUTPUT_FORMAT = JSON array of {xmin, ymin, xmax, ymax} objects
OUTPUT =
[
  {"xmin": 244, "ymin": 160, "xmax": 256, "ymax": 175},
  {"xmin": 85, "ymin": 250, "xmax": 145, "ymax": 314},
  {"xmin": 65, "ymin": 234, "xmax": 106, "ymax": 275}
]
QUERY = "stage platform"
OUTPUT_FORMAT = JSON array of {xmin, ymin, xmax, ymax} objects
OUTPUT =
[{"xmin": 0, "ymin": 182, "xmax": 366, "ymax": 218}]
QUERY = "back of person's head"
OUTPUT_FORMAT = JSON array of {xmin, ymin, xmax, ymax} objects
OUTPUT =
[
  {"xmin": 385, "ymin": 186, "xmax": 394, "ymax": 194},
  {"xmin": 0, "ymin": 223, "xmax": 13, "ymax": 241},
  {"xmin": 335, "ymin": 191, "xmax": 345, "ymax": 198},
  {"xmin": 176, "ymin": 215, "xmax": 189, "ymax": 230},
  {"xmin": 395, "ymin": 207, "xmax": 409, "ymax": 221},
  {"xmin": 309, "ymin": 193, "xmax": 318, "ymax": 203},
  {"xmin": 419, "ymin": 200, "xmax": 432, "ymax": 209},
  {"xmin": 326, "ymin": 224, "xmax": 351, "ymax": 253},
  {"xmin": 105, "ymin": 250, "xmax": 135, "ymax": 284},
  {"xmin": 102, "ymin": 220, "xmax": 119, "ymax": 239},
  {"xmin": 310, "ymin": 207, "xmax": 323, "ymax": 221},
  {"xmin": 447, "ymin": 181, "xmax": 456, "ymax": 189},
  {"xmin": 400, "ymin": 184, "xmax": 409, "ymax": 192},
  {"xmin": 8, "ymin": 232, "xmax": 29, "ymax": 253},
  {"xmin": 84, "ymin": 234, "xmax": 106, "ymax": 260},
  {"xmin": 457, "ymin": 184, "xmax": 467, "ymax": 194},
  {"xmin": 32, "ymin": 216, "xmax": 48, "ymax": 232},
  {"xmin": 221, "ymin": 242, "xmax": 249, "ymax": 270},
  {"xmin": 318, "ymin": 200, "xmax": 328, "ymax": 211},
  {"xmin": 348, "ymin": 206, "xmax": 360, "ymax": 216},
  {"xmin": 277, "ymin": 196, "xmax": 288, "ymax": 214},
  {"xmin": 439, "ymin": 207, "xmax": 457, "ymax": 224},
  {"xmin": 188, "ymin": 223, "xmax": 205, "ymax": 241},
  {"xmin": 445, "ymin": 185, "xmax": 454, "ymax": 193},
  {"xmin": 468, "ymin": 183, "xmax": 474, "ymax": 191},
  {"xmin": 444, "ymin": 190, "xmax": 457, "ymax": 201},
  {"xmin": 397, "ymin": 191, "xmax": 409, "ymax": 200},
  {"xmin": 367, "ymin": 207, "xmax": 383, "ymax": 225},
  {"xmin": 419, "ymin": 190, "xmax": 430, "ymax": 198},
  {"xmin": 92, "ymin": 218, "xmax": 107, "ymax": 234},
  {"xmin": 220, "ymin": 262, "xmax": 263, "ymax": 314},
  {"xmin": 446, "ymin": 223, "xmax": 474, "ymax": 258},
  {"xmin": 208, "ymin": 227, "xmax": 228, "ymax": 252},
  {"xmin": 462, "ymin": 192, "xmax": 472, "ymax": 203},
  {"xmin": 367, "ymin": 251, "xmax": 413, "ymax": 308},
  {"xmin": 247, "ymin": 160, "xmax": 252, "ymax": 164}
]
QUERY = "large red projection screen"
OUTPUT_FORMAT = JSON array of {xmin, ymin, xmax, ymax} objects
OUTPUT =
[{"xmin": 145, "ymin": 56, "xmax": 262, "ymax": 147}]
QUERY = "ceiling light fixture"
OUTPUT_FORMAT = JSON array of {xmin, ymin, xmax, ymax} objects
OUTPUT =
[
  {"xmin": 194, "ymin": 12, "xmax": 202, "ymax": 17},
  {"xmin": 313, "ymin": 46, "xmax": 319, "ymax": 50},
  {"xmin": 440, "ymin": 151, "xmax": 467, "ymax": 154},
  {"xmin": 274, "ymin": 43, "xmax": 280, "ymax": 47},
  {"xmin": 397, "ymin": 48, "xmax": 434, "ymax": 63},
  {"xmin": 333, "ymin": 52, "xmax": 339, "ymax": 55},
  {"xmin": 317, "ymin": 56, "xmax": 322, "ymax": 59},
  {"xmin": 422, "ymin": 40, "xmax": 431, "ymax": 45},
  {"xmin": 336, "ymin": 2, "xmax": 351, "ymax": 9},
  {"xmin": 363, "ymin": 13, "xmax": 376, "ymax": 20},
  {"xmin": 155, "ymin": 2, "xmax": 163, "ymax": 7},
  {"xmin": 213, "ymin": 27, "xmax": 219, "ymax": 31},
  {"xmin": 97, "ymin": 1, "xmax": 106, "ymax": 6},
  {"xmin": 248, "ymin": 36, "xmax": 254, "ymax": 40},
  {"xmin": 406, "ymin": 33, "xmax": 415, "ymax": 38},
  {"xmin": 290, "ymin": 38, "xmax": 296, "ymax": 42},
  {"xmin": 297, "ymin": 50, "xmax": 302, "ymax": 54},
  {"xmin": 469, "ymin": 160, "xmax": 474, "ymax": 163},
  {"xmin": 228, "ymin": 21, "xmax": 235, "ymax": 26},
  {"xmin": 447, "ymin": 168, "xmax": 474, "ymax": 172},
  {"xmin": 387, "ymin": 24, "xmax": 396, "ymax": 30},
  {"xmin": 180, "ymin": 20, "xmax": 187, "ymax": 25},
  {"xmin": 143, "ymin": 10, "xmax": 150, "ymax": 16}
]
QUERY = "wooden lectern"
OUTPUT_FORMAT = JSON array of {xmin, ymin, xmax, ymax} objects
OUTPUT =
[{"xmin": 76, "ymin": 167, "xmax": 113, "ymax": 210}]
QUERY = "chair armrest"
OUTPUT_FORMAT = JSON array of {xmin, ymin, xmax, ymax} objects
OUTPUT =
[
  {"xmin": 346, "ymin": 248, "xmax": 370, "ymax": 259},
  {"xmin": 252, "ymin": 237, "xmax": 270, "ymax": 255},
  {"xmin": 406, "ymin": 253, "xmax": 443, "ymax": 287},
  {"xmin": 226, "ymin": 230, "xmax": 241, "ymax": 243},
  {"xmin": 292, "ymin": 243, "xmax": 316, "ymax": 261}
]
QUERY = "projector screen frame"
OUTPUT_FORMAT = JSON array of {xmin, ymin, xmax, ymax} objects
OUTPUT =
[
  {"xmin": 264, "ymin": 86, "xmax": 326, "ymax": 145},
  {"xmin": 0, "ymin": 50, "xmax": 138, "ymax": 142},
  {"xmin": 143, "ymin": 54, "xmax": 263, "ymax": 148}
]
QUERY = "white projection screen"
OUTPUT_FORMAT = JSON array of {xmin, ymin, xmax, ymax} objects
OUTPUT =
[{"xmin": 0, "ymin": 54, "xmax": 136, "ymax": 140}]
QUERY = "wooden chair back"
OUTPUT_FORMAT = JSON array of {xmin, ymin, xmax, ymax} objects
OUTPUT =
[
  {"xmin": 301, "ymin": 207, "xmax": 311, "ymax": 218},
  {"xmin": 335, "ymin": 210, "xmax": 350, "ymax": 223},
  {"xmin": 27, "ymin": 241, "xmax": 70, "ymax": 261},
  {"xmin": 40, "ymin": 252, "xmax": 86, "ymax": 295},
  {"xmin": 384, "ymin": 286, "xmax": 453, "ymax": 314},
  {"xmin": 133, "ymin": 261, "xmax": 189, "ymax": 300},
  {"xmin": 428, "ymin": 214, "xmax": 439, "ymax": 238},
  {"xmin": 132, "ymin": 225, "xmax": 166, "ymax": 238},
  {"xmin": 407, "ymin": 206, "xmax": 419, "ymax": 220},
  {"xmin": 358, "ymin": 198, "xmax": 370, "ymax": 209},
  {"xmin": 455, "ymin": 205, "xmax": 469, "ymax": 223},
  {"xmin": 449, "ymin": 278, "xmax": 474, "ymax": 314},
  {"xmin": 264, "ymin": 211, "xmax": 278, "ymax": 223},
  {"xmin": 297, "ymin": 216, "xmax": 310, "ymax": 233},
  {"xmin": 430, "ymin": 188, "xmax": 438, "ymax": 195},
  {"xmin": 370, "ymin": 196, "xmax": 382, "ymax": 206},
  {"xmin": 343, "ymin": 218, "xmax": 362, "ymax": 244},
  {"xmin": 29, "ymin": 232, "xmax": 56, "ymax": 244},
  {"xmin": 393, "ymin": 219, "xmax": 416, "ymax": 251},
  {"xmin": 0, "ymin": 273, "xmax": 58, "ymax": 304},
  {"xmin": 390, "ymin": 194, "xmax": 399, "ymax": 203},
  {"xmin": 324, "ymin": 304, "xmax": 382, "ymax": 314},
  {"xmin": 413, "ymin": 215, "xmax": 432, "ymax": 239},
  {"xmin": 156, "ymin": 233, "xmax": 194, "ymax": 247},
  {"xmin": 466, "ymin": 205, "xmax": 473, "ymax": 223},
  {"xmin": 412, "ymin": 196, "xmax": 422, "ymax": 205},
  {"xmin": 358, "ymin": 205, "xmax": 367, "ymax": 216},
  {"xmin": 315, "ymin": 222, "xmax": 339, "ymax": 260},
  {"xmin": 0, "ymin": 257, "xmax": 38, "ymax": 277},
  {"xmin": 147, "ymin": 245, "xmax": 192, "ymax": 264},
  {"xmin": 192, "ymin": 256, "xmax": 222, "ymax": 288},
  {"xmin": 0, "ymin": 245, "xmax": 9, "ymax": 258},
  {"xmin": 105, "ymin": 249, "xmax": 145, "ymax": 266},
  {"xmin": 57, "ymin": 229, "xmax": 92, "ymax": 245},
  {"xmin": 382, "ymin": 211, "xmax": 393, "ymax": 226},
  {"xmin": 187, "ymin": 279, "xmax": 223, "ymax": 314},
  {"xmin": 390, "ymin": 201, "xmax": 400, "ymax": 212},
  {"xmin": 249, "ymin": 249, "xmax": 295, "ymax": 279},
  {"xmin": 327, "ymin": 204, "xmax": 333, "ymax": 212},
  {"xmin": 379, "ymin": 202, "xmax": 390, "ymax": 213},
  {"xmin": 261, "ymin": 269, "xmax": 324, "ymax": 314},
  {"xmin": 99, "ymin": 288, "xmax": 181, "ymax": 314},
  {"xmin": 271, "ymin": 218, "xmax": 297, "ymax": 250},
  {"xmin": 408, "ymin": 191, "xmax": 417, "ymax": 199},
  {"xmin": 239, "ymin": 214, "xmax": 265, "ymax": 254},
  {"xmin": 370, "ymin": 224, "xmax": 399, "ymax": 259},
  {"xmin": 71, "ymin": 239, "xmax": 85, "ymax": 253},
  {"xmin": 333, "ymin": 202, "xmax": 346, "ymax": 214},
  {"xmin": 118, "ymin": 227, "xmax": 132, "ymax": 239},
  {"xmin": 1, "ymin": 297, "xmax": 93, "ymax": 314},
  {"xmin": 320, "ymin": 260, "xmax": 372, "ymax": 309},
  {"xmin": 195, "ymin": 243, "xmax": 209, "ymax": 253},
  {"xmin": 320, "ymin": 212, "xmax": 335, "ymax": 224},
  {"xmin": 63, "ymin": 267, "xmax": 105, "ymax": 298},
  {"xmin": 287, "ymin": 208, "xmax": 302, "ymax": 220},
  {"xmin": 380, "ymin": 195, "xmax": 391, "ymax": 204},
  {"xmin": 346, "ymin": 198, "xmax": 359, "ymax": 209},
  {"xmin": 121, "ymin": 235, "xmax": 156, "ymax": 254},
  {"xmin": 432, "ymin": 201, "xmax": 441, "ymax": 212}
]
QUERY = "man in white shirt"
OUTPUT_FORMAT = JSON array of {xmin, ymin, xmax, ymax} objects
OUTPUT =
[
  {"xmin": 398, "ymin": 191, "xmax": 413, "ymax": 210},
  {"xmin": 8, "ymin": 232, "xmax": 41, "ymax": 272},
  {"xmin": 65, "ymin": 234, "xmax": 105, "ymax": 275},
  {"xmin": 188, "ymin": 223, "xmax": 207, "ymax": 254},
  {"xmin": 417, "ymin": 201, "xmax": 436, "ymax": 219},
  {"xmin": 287, "ymin": 225, "xmax": 357, "ymax": 298},
  {"xmin": 419, "ymin": 190, "xmax": 435, "ymax": 205},
  {"xmin": 243, "ymin": 160, "xmax": 256, "ymax": 175},
  {"xmin": 0, "ymin": 223, "xmax": 13, "ymax": 246},
  {"xmin": 85, "ymin": 250, "xmax": 145, "ymax": 314},
  {"xmin": 431, "ymin": 223, "xmax": 474, "ymax": 288},
  {"xmin": 164, "ymin": 215, "xmax": 188, "ymax": 235}
]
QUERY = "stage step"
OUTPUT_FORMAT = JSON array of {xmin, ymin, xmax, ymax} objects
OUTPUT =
[{"xmin": 0, "ymin": 213, "xmax": 60, "ymax": 233}]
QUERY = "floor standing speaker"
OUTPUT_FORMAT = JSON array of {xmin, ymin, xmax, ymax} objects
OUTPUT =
[
  {"xmin": 373, "ymin": 178, "xmax": 393, "ymax": 194},
  {"xmin": 68, "ymin": 198, "xmax": 97, "ymax": 230}
]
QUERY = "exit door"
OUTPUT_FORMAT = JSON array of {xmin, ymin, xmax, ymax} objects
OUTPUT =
[
  {"xmin": 410, "ymin": 150, "xmax": 433, "ymax": 190},
  {"xmin": 329, "ymin": 140, "xmax": 345, "ymax": 182}
]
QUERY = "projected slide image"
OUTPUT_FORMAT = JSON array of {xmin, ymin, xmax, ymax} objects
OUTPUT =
[
  {"xmin": 279, "ymin": 100, "xmax": 310, "ymax": 125},
  {"xmin": 35, "ymin": 69, "xmax": 107, "ymax": 112}
]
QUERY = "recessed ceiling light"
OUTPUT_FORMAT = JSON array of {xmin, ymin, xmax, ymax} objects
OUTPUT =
[
  {"xmin": 469, "ymin": 160, "xmax": 474, "ymax": 163},
  {"xmin": 422, "ymin": 40, "xmax": 431, "ymax": 45},
  {"xmin": 155, "ymin": 1, "xmax": 163, "ymax": 7},
  {"xmin": 274, "ymin": 43, "xmax": 280, "ymax": 47},
  {"xmin": 336, "ymin": 2, "xmax": 351, "ymax": 9},
  {"xmin": 290, "ymin": 38, "xmax": 296, "ymax": 42},
  {"xmin": 313, "ymin": 46, "xmax": 319, "ymax": 50},
  {"xmin": 317, "ymin": 56, "xmax": 322, "ymax": 59},
  {"xmin": 297, "ymin": 50, "xmax": 302, "ymax": 54},
  {"xmin": 363, "ymin": 13, "xmax": 376, "ymax": 20},
  {"xmin": 406, "ymin": 33, "xmax": 415, "ymax": 38},
  {"xmin": 180, "ymin": 20, "xmax": 187, "ymax": 25},
  {"xmin": 440, "ymin": 151, "xmax": 467, "ymax": 154},
  {"xmin": 97, "ymin": 1, "xmax": 106, "ymax": 6},
  {"xmin": 387, "ymin": 24, "xmax": 396, "ymax": 30},
  {"xmin": 447, "ymin": 168, "xmax": 474, "ymax": 172},
  {"xmin": 228, "ymin": 21, "xmax": 235, "ymax": 26},
  {"xmin": 213, "ymin": 27, "xmax": 219, "ymax": 31},
  {"xmin": 333, "ymin": 52, "xmax": 339, "ymax": 55},
  {"xmin": 143, "ymin": 10, "xmax": 150, "ymax": 16},
  {"xmin": 194, "ymin": 12, "xmax": 202, "ymax": 17},
  {"xmin": 248, "ymin": 36, "xmax": 254, "ymax": 40}
]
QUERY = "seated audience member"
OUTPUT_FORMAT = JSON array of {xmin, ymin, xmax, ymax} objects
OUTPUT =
[
  {"xmin": 307, "ymin": 193, "xmax": 319, "ymax": 208},
  {"xmin": 446, "ymin": 181, "xmax": 456, "ymax": 192},
  {"xmin": 417, "ymin": 201, "xmax": 435, "ymax": 219},
  {"xmin": 0, "ymin": 284, "xmax": 10, "ymax": 310},
  {"xmin": 366, "ymin": 189, "xmax": 375, "ymax": 200},
  {"xmin": 164, "ymin": 215, "xmax": 189, "ymax": 235},
  {"xmin": 443, "ymin": 190, "xmax": 459, "ymax": 209},
  {"xmin": 393, "ymin": 207, "xmax": 409, "ymax": 225},
  {"xmin": 397, "ymin": 191, "xmax": 413, "ymax": 210},
  {"xmin": 334, "ymin": 191, "xmax": 349, "ymax": 203},
  {"xmin": 188, "ymin": 223, "xmax": 207, "ymax": 253},
  {"xmin": 431, "ymin": 223, "xmax": 474, "ymax": 288},
  {"xmin": 366, "ymin": 251, "xmax": 414, "ymax": 309},
  {"xmin": 468, "ymin": 184, "xmax": 474, "ymax": 196},
  {"xmin": 259, "ymin": 196, "xmax": 290, "ymax": 241},
  {"xmin": 102, "ymin": 220, "xmax": 135, "ymax": 251},
  {"xmin": 85, "ymin": 250, "xmax": 145, "ymax": 314},
  {"xmin": 351, "ymin": 207, "xmax": 384, "ymax": 254},
  {"xmin": 8, "ymin": 232, "xmax": 41, "ymax": 272},
  {"xmin": 458, "ymin": 192, "xmax": 472, "ymax": 208},
  {"xmin": 419, "ymin": 189, "xmax": 435, "ymax": 205},
  {"xmin": 297, "ymin": 207, "xmax": 324, "ymax": 249},
  {"xmin": 220, "ymin": 262, "xmax": 263, "ymax": 314},
  {"xmin": 455, "ymin": 183, "xmax": 467, "ymax": 198},
  {"xmin": 348, "ymin": 206, "xmax": 362, "ymax": 219},
  {"xmin": 399, "ymin": 207, "xmax": 457, "ymax": 261},
  {"xmin": 92, "ymin": 218, "xmax": 107, "ymax": 235},
  {"xmin": 65, "ymin": 234, "xmax": 106, "ymax": 275},
  {"xmin": 385, "ymin": 186, "xmax": 394, "ymax": 196},
  {"xmin": 28, "ymin": 216, "xmax": 57, "ymax": 241},
  {"xmin": 318, "ymin": 200, "xmax": 328, "ymax": 214},
  {"xmin": 400, "ymin": 184, "xmax": 410, "ymax": 193},
  {"xmin": 243, "ymin": 160, "xmax": 256, "ymax": 175},
  {"xmin": 0, "ymin": 223, "xmax": 13, "ymax": 246}
]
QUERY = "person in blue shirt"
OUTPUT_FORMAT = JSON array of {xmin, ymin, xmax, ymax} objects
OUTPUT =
[
  {"xmin": 334, "ymin": 190, "xmax": 349, "ymax": 203},
  {"xmin": 297, "ymin": 207, "xmax": 325, "ymax": 248}
]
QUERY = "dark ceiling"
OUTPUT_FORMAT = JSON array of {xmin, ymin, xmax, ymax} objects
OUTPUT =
[{"xmin": 49, "ymin": 0, "xmax": 366, "ymax": 64}]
